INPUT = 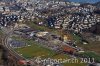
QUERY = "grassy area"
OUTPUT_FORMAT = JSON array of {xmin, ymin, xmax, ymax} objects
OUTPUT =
[
  {"xmin": 71, "ymin": 33, "xmax": 100, "ymax": 56},
  {"xmin": 15, "ymin": 41, "xmax": 86, "ymax": 66},
  {"xmin": 16, "ymin": 41, "xmax": 56, "ymax": 59},
  {"xmin": 12, "ymin": 36, "xmax": 86, "ymax": 66},
  {"xmin": 26, "ymin": 21, "xmax": 47, "ymax": 31},
  {"xmin": 68, "ymin": 32, "xmax": 100, "ymax": 56},
  {"xmin": 79, "ymin": 51, "xmax": 100, "ymax": 62},
  {"xmin": 24, "ymin": 21, "xmax": 63, "ymax": 35},
  {"xmin": 12, "ymin": 36, "xmax": 68, "ymax": 59},
  {"xmin": 71, "ymin": 33, "xmax": 82, "ymax": 43},
  {"xmin": 77, "ymin": 41, "xmax": 100, "ymax": 54},
  {"xmin": 72, "ymin": 33, "xmax": 100, "ymax": 62}
]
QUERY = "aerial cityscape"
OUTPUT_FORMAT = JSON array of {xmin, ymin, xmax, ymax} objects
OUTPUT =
[{"xmin": 0, "ymin": 0, "xmax": 100, "ymax": 66}]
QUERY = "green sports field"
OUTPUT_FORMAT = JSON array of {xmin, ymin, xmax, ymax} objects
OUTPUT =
[{"xmin": 12, "ymin": 36, "xmax": 86, "ymax": 66}]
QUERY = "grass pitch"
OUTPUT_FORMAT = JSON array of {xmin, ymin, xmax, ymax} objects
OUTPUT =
[{"xmin": 12, "ymin": 36, "xmax": 86, "ymax": 66}]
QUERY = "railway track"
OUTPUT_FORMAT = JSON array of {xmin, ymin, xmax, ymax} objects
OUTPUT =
[{"xmin": 1, "ymin": 28, "xmax": 26, "ymax": 65}]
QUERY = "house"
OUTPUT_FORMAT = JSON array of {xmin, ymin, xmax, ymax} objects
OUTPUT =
[{"xmin": 35, "ymin": 31, "xmax": 48, "ymax": 37}]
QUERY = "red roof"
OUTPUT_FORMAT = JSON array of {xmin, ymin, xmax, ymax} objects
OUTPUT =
[
  {"xmin": 18, "ymin": 60, "xmax": 27, "ymax": 65},
  {"xmin": 62, "ymin": 45, "xmax": 75, "ymax": 52}
]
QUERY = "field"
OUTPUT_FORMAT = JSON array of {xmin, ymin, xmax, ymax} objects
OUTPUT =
[
  {"xmin": 71, "ymin": 33, "xmax": 100, "ymax": 62},
  {"xmin": 73, "ymin": 33, "xmax": 100, "ymax": 55},
  {"xmin": 70, "ymin": 32, "xmax": 100, "ymax": 55},
  {"xmin": 24, "ymin": 21, "xmax": 63, "ymax": 35},
  {"xmin": 12, "ymin": 36, "xmax": 86, "ymax": 66},
  {"xmin": 77, "ymin": 41, "xmax": 100, "ymax": 54},
  {"xmin": 12, "ymin": 36, "xmax": 69, "ymax": 59}
]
